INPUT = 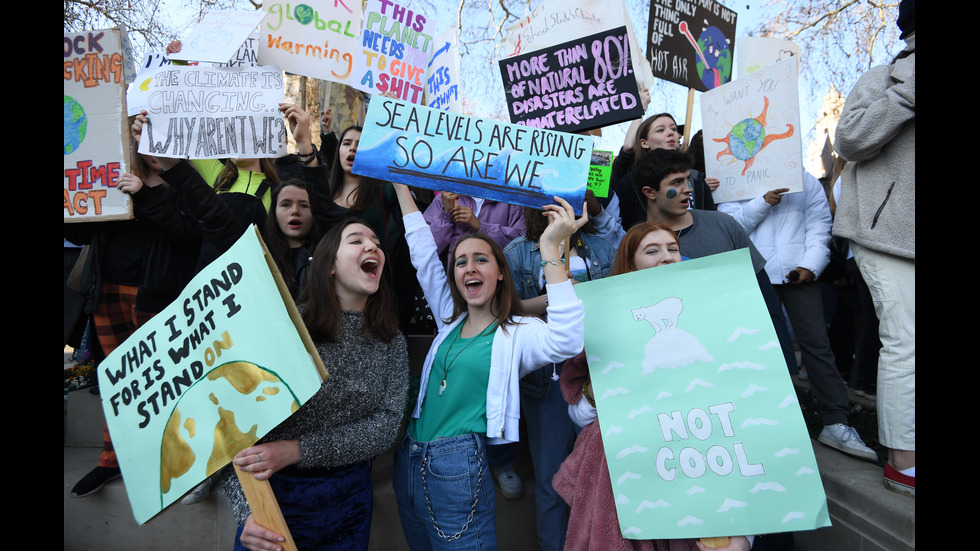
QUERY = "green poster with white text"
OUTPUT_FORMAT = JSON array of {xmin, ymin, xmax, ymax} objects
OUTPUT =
[{"xmin": 574, "ymin": 249, "xmax": 830, "ymax": 539}]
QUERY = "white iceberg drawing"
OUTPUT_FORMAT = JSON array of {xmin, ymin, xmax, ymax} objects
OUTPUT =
[
  {"xmin": 605, "ymin": 425, "xmax": 623, "ymax": 436},
  {"xmin": 617, "ymin": 471, "xmax": 642, "ymax": 484},
  {"xmin": 716, "ymin": 498, "xmax": 748, "ymax": 512},
  {"xmin": 718, "ymin": 361, "xmax": 765, "ymax": 373},
  {"xmin": 642, "ymin": 329, "xmax": 714, "ymax": 372},
  {"xmin": 748, "ymin": 482, "xmax": 787, "ymax": 493},
  {"xmin": 677, "ymin": 516, "xmax": 704, "ymax": 527},
  {"xmin": 686, "ymin": 485, "xmax": 706, "ymax": 495},
  {"xmin": 616, "ymin": 494, "xmax": 631, "ymax": 504},
  {"xmin": 759, "ymin": 340, "xmax": 781, "ymax": 350},
  {"xmin": 775, "ymin": 448, "xmax": 799, "ymax": 457},
  {"xmin": 587, "ymin": 354, "xmax": 601, "ymax": 364},
  {"xmin": 778, "ymin": 394, "xmax": 799, "ymax": 408},
  {"xmin": 685, "ymin": 379, "xmax": 716, "ymax": 392},
  {"xmin": 655, "ymin": 391, "xmax": 673, "ymax": 401},
  {"xmin": 795, "ymin": 466, "xmax": 815, "ymax": 475},
  {"xmin": 601, "ymin": 387, "xmax": 630, "ymax": 400},
  {"xmin": 623, "ymin": 527, "xmax": 643, "ymax": 535},
  {"xmin": 741, "ymin": 384, "xmax": 769, "ymax": 397},
  {"xmin": 740, "ymin": 417, "xmax": 779, "ymax": 428},
  {"xmin": 616, "ymin": 445, "xmax": 650, "ymax": 459},
  {"xmin": 636, "ymin": 500, "xmax": 669, "ymax": 513},
  {"xmin": 781, "ymin": 512, "xmax": 805, "ymax": 523},
  {"xmin": 601, "ymin": 360, "xmax": 626, "ymax": 375},
  {"xmin": 726, "ymin": 326, "xmax": 760, "ymax": 342},
  {"xmin": 627, "ymin": 405, "xmax": 653, "ymax": 419}
]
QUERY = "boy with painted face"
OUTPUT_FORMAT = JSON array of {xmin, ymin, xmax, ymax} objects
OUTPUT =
[{"xmin": 629, "ymin": 148, "xmax": 803, "ymax": 386}]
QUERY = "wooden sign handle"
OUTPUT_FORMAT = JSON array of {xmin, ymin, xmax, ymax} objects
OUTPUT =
[
  {"xmin": 234, "ymin": 465, "xmax": 298, "ymax": 551},
  {"xmin": 684, "ymin": 88, "xmax": 695, "ymax": 152}
]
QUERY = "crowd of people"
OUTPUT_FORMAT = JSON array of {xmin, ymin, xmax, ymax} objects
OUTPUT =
[{"xmin": 64, "ymin": 6, "xmax": 914, "ymax": 549}]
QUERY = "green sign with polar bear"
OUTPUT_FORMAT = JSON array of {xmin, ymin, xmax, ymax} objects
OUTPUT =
[
  {"xmin": 574, "ymin": 249, "xmax": 830, "ymax": 539},
  {"xmin": 98, "ymin": 227, "xmax": 326, "ymax": 524}
]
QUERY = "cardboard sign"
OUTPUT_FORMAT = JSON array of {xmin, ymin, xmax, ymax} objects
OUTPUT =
[
  {"xmin": 702, "ymin": 57, "xmax": 802, "ymax": 203},
  {"xmin": 588, "ymin": 149, "xmax": 613, "ymax": 198},
  {"xmin": 354, "ymin": 97, "xmax": 592, "ymax": 213},
  {"xmin": 647, "ymin": 0, "xmax": 737, "ymax": 92},
  {"xmin": 136, "ymin": 65, "xmax": 286, "ymax": 159},
  {"xmin": 99, "ymin": 227, "xmax": 327, "ymax": 524},
  {"xmin": 575, "ymin": 249, "xmax": 830, "ymax": 539},
  {"xmin": 352, "ymin": 0, "xmax": 437, "ymax": 102},
  {"xmin": 258, "ymin": 0, "xmax": 362, "ymax": 87},
  {"xmin": 736, "ymin": 37, "xmax": 800, "ymax": 78},
  {"xmin": 499, "ymin": 26, "xmax": 644, "ymax": 133},
  {"xmin": 501, "ymin": 0, "xmax": 654, "ymax": 92},
  {"xmin": 64, "ymin": 27, "xmax": 133, "ymax": 222},
  {"xmin": 423, "ymin": 26, "xmax": 462, "ymax": 112},
  {"xmin": 170, "ymin": 10, "xmax": 266, "ymax": 64}
]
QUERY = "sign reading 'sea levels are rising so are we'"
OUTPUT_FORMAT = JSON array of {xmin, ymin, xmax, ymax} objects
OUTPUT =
[{"xmin": 354, "ymin": 97, "xmax": 592, "ymax": 214}]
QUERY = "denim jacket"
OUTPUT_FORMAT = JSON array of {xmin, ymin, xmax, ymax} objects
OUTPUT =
[{"xmin": 503, "ymin": 232, "xmax": 616, "ymax": 397}]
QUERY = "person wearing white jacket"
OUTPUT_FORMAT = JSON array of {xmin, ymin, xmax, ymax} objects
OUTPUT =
[{"xmin": 719, "ymin": 172, "xmax": 877, "ymax": 462}]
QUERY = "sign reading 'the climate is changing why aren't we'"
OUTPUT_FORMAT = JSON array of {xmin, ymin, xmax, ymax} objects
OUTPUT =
[{"xmin": 137, "ymin": 65, "xmax": 286, "ymax": 159}]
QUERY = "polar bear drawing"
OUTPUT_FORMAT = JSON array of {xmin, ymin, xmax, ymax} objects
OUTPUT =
[{"xmin": 632, "ymin": 297, "xmax": 684, "ymax": 334}]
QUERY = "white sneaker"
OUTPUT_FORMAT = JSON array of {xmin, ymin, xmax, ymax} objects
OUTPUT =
[
  {"xmin": 818, "ymin": 423, "xmax": 877, "ymax": 462},
  {"xmin": 181, "ymin": 478, "xmax": 212, "ymax": 505},
  {"xmin": 493, "ymin": 464, "xmax": 524, "ymax": 500}
]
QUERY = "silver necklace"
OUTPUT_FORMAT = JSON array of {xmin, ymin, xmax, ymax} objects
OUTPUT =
[{"xmin": 439, "ymin": 319, "xmax": 495, "ymax": 397}]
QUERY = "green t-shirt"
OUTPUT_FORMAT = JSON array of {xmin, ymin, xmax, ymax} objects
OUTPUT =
[{"xmin": 409, "ymin": 322, "xmax": 496, "ymax": 442}]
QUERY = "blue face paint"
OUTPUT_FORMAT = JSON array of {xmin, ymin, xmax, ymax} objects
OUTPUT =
[{"xmin": 666, "ymin": 189, "xmax": 678, "ymax": 199}]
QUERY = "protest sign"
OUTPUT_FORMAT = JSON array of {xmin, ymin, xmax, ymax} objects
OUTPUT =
[
  {"xmin": 588, "ymin": 149, "xmax": 613, "ymax": 198},
  {"xmin": 137, "ymin": 65, "xmax": 286, "ymax": 159},
  {"xmin": 258, "ymin": 0, "xmax": 362, "ymax": 87},
  {"xmin": 170, "ymin": 10, "xmax": 266, "ymax": 64},
  {"xmin": 702, "ymin": 57, "xmax": 802, "ymax": 203},
  {"xmin": 499, "ymin": 26, "xmax": 643, "ymax": 133},
  {"xmin": 64, "ymin": 27, "xmax": 132, "ymax": 222},
  {"xmin": 736, "ymin": 37, "xmax": 800, "ymax": 79},
  {"xmin": 354, "ymin": 97, "xmax": 592, "ymax": 213},
  {"xmin": 647, "ymin": 0, "xmax": 737, "ymax": 92},
  {"xmin": 352, "ymin": 0, "xmax": 436, "ymax": 103},
  {"xmin": 575, "ymin": 249, "xmax": 830, "ymax": 539},
  {"xmin": 423, "ymin": 26, "xmax": 462, "ymax": 112},
  {"xmin": 99, "ymin": 226, "xmax": 327, "ymax": 524},
  {"xmin": 215, "ymin": 32, "xmax": 260, "ymax": 68},
  {"xmin": 501, "ymin": 0, "xmax": 654, "ymax": 92}
]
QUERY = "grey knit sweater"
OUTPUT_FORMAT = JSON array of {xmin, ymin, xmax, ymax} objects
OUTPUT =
[{"xmin": 220, "ymin": 310, "xmax": 410, "ymax": 523}]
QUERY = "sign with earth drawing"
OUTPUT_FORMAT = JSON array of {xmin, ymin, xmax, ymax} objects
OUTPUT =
[
  {"xmin": 64, "ymin": 27, "xmax": 133, "ymax": 222},
  {"xmin": 574, "ymin": 249, "xmax": 830, "ymax": 539},
  {"xmin": 647, "ymin": 0, "xmax": 737, "ymax": 92},
  {"xmin": 353, "ymin": 97, "xmax": 593, "ymax": 214},
  {"xmin": 701, "ymin": 57, "xmax": 803, "ymax": 203},
  {"xmin": 98, "ymin": 227, "xmax": 327, "ymax": 524}
]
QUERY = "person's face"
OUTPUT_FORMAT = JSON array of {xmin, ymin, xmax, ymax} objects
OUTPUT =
[
  {"xmin": 331, "ymin": 223, "xmax": 384, "ymax": 310},
  {"xmin": 647, "ymin": 170, "xmax": 693, "ymax": 219},
  {"xmin": 640, "ymin": 116, "xmax": 680, "ymax": 151},
  {"xmin": 339, "ymin": 130, "xmax": 360, "ymax": 174},
  {"xmin": 275, "ymin": 186, "xmax": 312, "ymax": 247},
  {"xmin": 453, "ymin": 238, "xmax": 504, "ymax": 311},
  {"xmin": 632, "ymin": 229, "xmax": 681, "ymax": 271}
]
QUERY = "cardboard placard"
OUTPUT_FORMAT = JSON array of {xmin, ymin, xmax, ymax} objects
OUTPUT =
[
  {"xmin": 646, "ymin": 0, "xmax": 737, "ymax": 92},
  {"xmin": 354, "ymin": 97, "xmax": 592, "ymax": 213},
  {"xmin": 64, "ymin": 27, "xmax": 133, "ymax": 222},
  {"xmin": 500, "ymin": 26, "xmax": 644, "ymax": 133}
]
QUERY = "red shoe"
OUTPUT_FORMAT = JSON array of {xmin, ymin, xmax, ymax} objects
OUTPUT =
[{"xmin": 884, "ymin": 462, "xmax": 914, "ymax": 497}]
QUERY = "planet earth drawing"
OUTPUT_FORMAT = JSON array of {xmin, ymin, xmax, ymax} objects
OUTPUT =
[{"xmin": 64, "ymin": 95, "xmax": 87, "ymax": 155}]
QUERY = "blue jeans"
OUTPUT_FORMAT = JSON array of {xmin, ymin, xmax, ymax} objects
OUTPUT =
[{"xmin": 393, "ymin": 433, "xmax": 497, "ymax": 551}]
